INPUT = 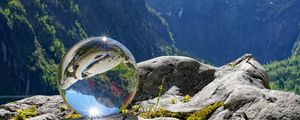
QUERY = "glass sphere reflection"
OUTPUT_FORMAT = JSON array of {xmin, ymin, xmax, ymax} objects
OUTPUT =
[{"xmin": 58, "ymin": 37, "xmax": 138, "ymax": 118}]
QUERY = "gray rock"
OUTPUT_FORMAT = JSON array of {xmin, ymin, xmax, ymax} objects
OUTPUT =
[
  {"xmin": 74, "ymin": 114, "xmax": 139, "ymax": 120},
  {"xmin": 0, "ymin": 109, "xmax": 15, "ymax": 119},
  {"xmin": 27, "ymin": 113, "xmax": 57, "ymax": 120},
  {"xmin": 139, "ymin": 54, "xmax": 300, "ymax": 120},
  {"xmin": 1, "ymin": 55, "xmax": 300, "ymax": 120},
  {"xmin": 136, "ymin": 56, "xmax": 216, "ymax": 101},
  {"xmin": 0, "ymin": 95, "xmax": 72, "ymax": 119},
  {"xmin": 141, "ymin": 117, "xmax": 180, "ymax": 120}
]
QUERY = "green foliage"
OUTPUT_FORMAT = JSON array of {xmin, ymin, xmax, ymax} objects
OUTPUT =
[
  {"xmin": 49, "ymin": 39, "xmax": 65, "ymax": 60},
  {"xmin": 264, "ymin": 55, "xmax": 300, "ymax": 94},
  {"xmin": 0, "ymin": 8, "xmax": 13, "ymax": 29},
  {"xmin": 38, "ymin": 15, "xmax": 56, "ymax": 36},
  {"xmin": 32, "ymin": 40, "xmax": 59, "ymax": 89},
  {"xmin": 292, "ymin": 39, "xmax": 300, "ymax": 56},
  {"xmin": 75, "ymin": 20, "xmax": 87, "ymax": 39},
  {"xmin": 8, "ymin": 0, "xmax": 25, "ymax": 13},
  {"xmin": 15, "ymin": 14, "xmax": 34, "ymax": 32},
  {"xmin": 0, "ymin": 0, "xmax": 30, "ymax": 30},
  {"xmin": 158, "ymin": 43, "xmax": 188, "ymax": 56},
  {"xmin": 0, "ymin": 8, "xmax": 11, "ymax": 17},
  {"xmin": 111, "ymin": 63, "xmax": 135, "ymax": 78},
  {"xmin": 146, "ymin": 4, "xmax": 175, "ymax": 43},
  {"xmin": 11, "ymin": 106, "xmax": 37, "ymax": 120},
  {"xmin": 154, "ymin": 80, "xmax": 165, "ymax": 111},
  {"xmin": 69, "ymin": 0, "xmax": 80, "ymax": 15}
]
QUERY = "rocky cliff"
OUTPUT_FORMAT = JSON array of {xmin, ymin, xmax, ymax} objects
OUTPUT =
[{"xmin": 1, "ymin": 55, "xmax": 299, "ymax": 120}]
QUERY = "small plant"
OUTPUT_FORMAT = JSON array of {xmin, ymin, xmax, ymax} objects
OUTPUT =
[
  {"xmin": 65, "ymin": 111, "xmax": 80, "ymax": 119},
  {"xmin": 8, "ymin": 102, "xmax": 17, "ymax": 104},
  {"xmin": 154, "ymin": 77, "xmax": 165, "ymax": 112},
  {"xmin": 182, "ymin": 95, "xmax": 191, "ymax": 103},
  {"xmin": 228, "ymin": 63, "xmax": 236, "ymax": 68},
  {"xmin": 120, "ymin": 105, "xmax": 129, "ymax": 114},
  {"xmin": 132, "ymin": 104, "xmax": 141, "ymax": 112},
  {"xmin": 171, "ymin": 99, "xmax": 177, "ymax": 104},
  {"xmin": 11, "ymin": 106, "xmax": 37, "ymax": 120},
  {"xmin": 60, "ymin": 105, "xmax": 68, "ymax": 111}
]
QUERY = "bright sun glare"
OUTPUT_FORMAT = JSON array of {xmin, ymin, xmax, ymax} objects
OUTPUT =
[
  {"xmin": 88, "ymin": 107, "xmax": 100, "ymax": 117},
  {"xmin": 102, "ymin": 36, "xmax": 108, "ymax": 42}
]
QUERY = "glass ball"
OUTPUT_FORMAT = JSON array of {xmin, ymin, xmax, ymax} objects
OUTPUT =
[{"xmin": 58, "ymin": 37, "xmax": 138, "ymax": 118}]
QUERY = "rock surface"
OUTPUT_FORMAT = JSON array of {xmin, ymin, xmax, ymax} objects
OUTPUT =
[
  {"xmin": 1, "ymin": 55, "xmax": 300, "ymax": 120},
  {"xmin": 136, "ymin": 56, "xmax": 216, "ymax": 101}
]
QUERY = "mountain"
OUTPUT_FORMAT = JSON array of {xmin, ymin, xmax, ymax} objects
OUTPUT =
[
  {"xmin": 146, "ymin": 0, "xmax": 300, "ymax": 65},
  {"xmin": 1, "ymin": 55, "xmax": 299, "ymax": 119},
  {"xmin": 292, "ymin": 33, "xmax": 300, "ymax": 56},
  {"xmin": 0, "ymin": 0, "xmax": 176, "ymax": 98},
  {"xmin": 264, "ymin": 55, "xmax": 300, "ymax": 94}
]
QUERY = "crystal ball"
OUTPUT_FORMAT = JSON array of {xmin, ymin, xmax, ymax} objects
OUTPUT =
[{"xmin": 58, "ymin": 37, "xmax": 138, "ymax": 118}]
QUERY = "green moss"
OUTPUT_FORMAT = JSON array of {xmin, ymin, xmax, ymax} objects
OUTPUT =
[
  {"xmin": 182, "ymin": 95, "xmax": 191, "ymax": 103},
  {"xmin": 131, "ymin": 104, "xmax": 141, "ymax": 112},
  {"xmin": 11, "ymin": 106, "xmax": 37, "ymax": 120},
  {"xmin": 187, "ymin": 102, "xmax": 224, "ymax": 120},
  {"xmin": 65, "ymin": 112, "xmax": 81, "ymax": 119},
  {"xmin": 120, "ymin": 105, "xmax": 129, "ymax": 114},
  {"xmin": 139, "ymin": 102, "xmax": 224, "ymax": 120},
  {"xmin": 139, "ymin": 108, "xmax": 188, "ymax": 119},
  {"xmin": 60, "ymin": 105, "xmax": 68, "ymax": 111},
  {"xmin": 228, "ymin": 63, "xmax": 236, "ymax": 68},
  {"xmin": 170, "ymin": 99, "xmax": 177, "ymax": 104},
  {"xmin": 8, "ymin": 101, "xmax": 16, "ymax": 104}
]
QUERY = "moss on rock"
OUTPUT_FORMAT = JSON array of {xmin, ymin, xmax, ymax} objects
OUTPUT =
[
  {"xmin": 10, "ymin": 106, "xmax": 37, "ymax": 120},
  {"xmin": 139, "ymin": 102, "xmax": 224, "ymax": 120}
]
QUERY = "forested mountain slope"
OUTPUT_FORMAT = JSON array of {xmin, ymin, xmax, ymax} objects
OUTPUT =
[
  {"xmin": 0, "ymin": 0, "xmax": 176, "ymax": 96},
  {"xmin": 265, "ymin": 55, "xmax": 300, "ymax": 94},
  {"xmin": 146, "ymin": 0, "xmax": 300, "ymax": 65}
]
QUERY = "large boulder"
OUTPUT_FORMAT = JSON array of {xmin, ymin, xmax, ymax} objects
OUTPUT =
[
  {"xmin": 136, "ymin": 56, "xmax": 216, "ymax": 101},
  {"xmin": 139, "ymin": 54, "xmax": 300, "ymax": 120}
]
